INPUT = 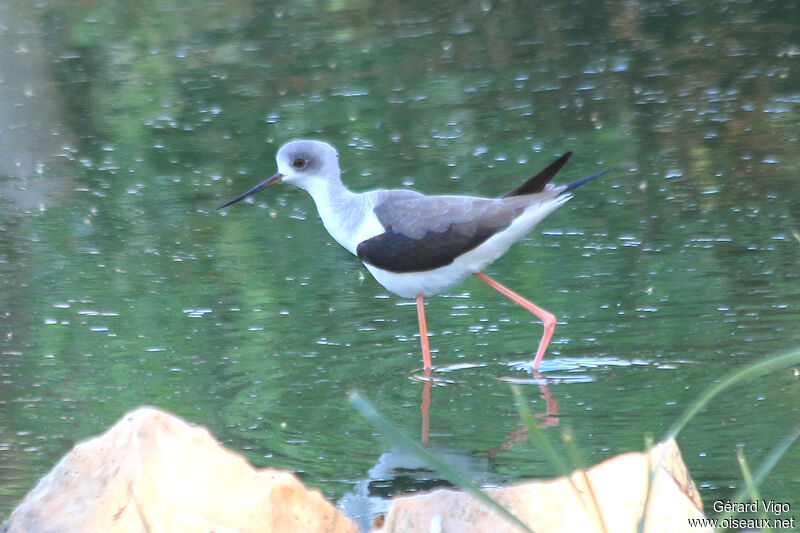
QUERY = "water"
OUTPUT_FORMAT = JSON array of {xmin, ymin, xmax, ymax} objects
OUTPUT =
[{"xmin": 2, "ymin": 0, "xmax": 800, "ymax": 526}]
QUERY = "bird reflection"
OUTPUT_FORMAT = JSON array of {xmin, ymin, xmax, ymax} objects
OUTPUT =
[{"xmin": 419, "ymin": 369, "xmax": 559, "ymax": 446}]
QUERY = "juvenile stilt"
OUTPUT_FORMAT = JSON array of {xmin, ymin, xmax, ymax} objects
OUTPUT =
[
  {"xmin": 473, "ymin": 272, "xmax": 556, "ymax": 371},
  {"xmin": 416, "ymin": 294, "xmax": 432, "ymax": 369}
]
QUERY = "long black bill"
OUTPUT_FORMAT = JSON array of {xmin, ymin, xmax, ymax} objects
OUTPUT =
[{"xmin": 217, "ymin": 173, "xmax": 283, "ymax": 209}]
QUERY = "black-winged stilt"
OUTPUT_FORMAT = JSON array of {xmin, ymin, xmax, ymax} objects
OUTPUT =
[{"xmin": 219, "ymin": 140, "xmax": 608, "ymax": 371}]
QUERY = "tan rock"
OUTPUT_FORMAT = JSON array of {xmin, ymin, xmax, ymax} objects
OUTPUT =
[
  {"xmin": 372, "ymin": 438, "xmax": 710, "ymax": 533},
  {"xmin": 1, "ymin": 406, "xmax": 357, "ymax": 533}
]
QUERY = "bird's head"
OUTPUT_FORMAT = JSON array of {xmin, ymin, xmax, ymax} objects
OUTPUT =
[{"xmin": 218, "ymin": 139, "xmax": 340, "ymax": 209}]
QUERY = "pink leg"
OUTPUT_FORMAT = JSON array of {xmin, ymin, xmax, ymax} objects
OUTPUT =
[
  {"xmin": 416, "ymin": 294, "xmax": 433, "ymax": 369},
  {"xmin": 474, "ymin": 272, "xmax": 556, "ymax": 371}
]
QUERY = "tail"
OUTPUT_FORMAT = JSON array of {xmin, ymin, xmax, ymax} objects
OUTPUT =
[{"xmin": 559, "ymin": 168, "xmax": 611, "ymax": 195}]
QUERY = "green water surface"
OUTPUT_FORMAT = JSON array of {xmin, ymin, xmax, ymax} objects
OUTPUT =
[{"xmin": 1, "ymin": 0, "xmax": 799, "ymax": 528}]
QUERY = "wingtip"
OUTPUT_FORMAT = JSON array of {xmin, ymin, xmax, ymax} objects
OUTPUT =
[{"xmin": 502, "ymin": 151, "xmax": 574, "ymax": 198}]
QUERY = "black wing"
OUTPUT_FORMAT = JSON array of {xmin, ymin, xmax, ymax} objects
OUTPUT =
[{"xmin": 356, "ymin": 193, "xmax": 525, "ymax": 273}]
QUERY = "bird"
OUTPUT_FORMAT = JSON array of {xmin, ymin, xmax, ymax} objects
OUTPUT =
[{"xmin": 218, "ymin": 140, "xmax": 608, "ymax": 371}]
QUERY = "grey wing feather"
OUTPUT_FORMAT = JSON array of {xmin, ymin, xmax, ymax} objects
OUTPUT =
[{"xmin": 356, "ymin": 191, "xmax": 528, "ymax": 273}]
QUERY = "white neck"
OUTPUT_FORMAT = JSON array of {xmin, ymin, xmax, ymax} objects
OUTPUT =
[{"xmin": 294, "ymin": 174, "xmax": 374, "ymax": 255}]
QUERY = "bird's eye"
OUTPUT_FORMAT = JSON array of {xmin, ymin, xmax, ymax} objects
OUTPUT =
[{"xmin": 292, "ymin": 158, "xmax": 308, "ymax": 169}]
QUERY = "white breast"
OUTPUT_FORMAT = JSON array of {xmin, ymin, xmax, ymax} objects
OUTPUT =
[{"xmin": 312, "ymin": 190, "xmax": 385, "ymax": 256}]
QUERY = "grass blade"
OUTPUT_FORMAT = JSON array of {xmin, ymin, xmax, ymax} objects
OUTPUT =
[
  {"xmin": 665, "ymin": 349, "xmax": 800, "ymax": 441},
  {"xmin": 735, "ymin": 447, "xmax": 761, "ymax": 509},
  {"xmin": 561, "ymin": 428, "xmax": 585, "ymax": 471},
  {"xmin": 640, "ymin": 349, "xmax": 800, "ymax": 531},
  {"xmin": 511, "ymin": 385, "xmax": 568, "ymax": 476},
  {"xmin": 349, "ymin": 390, "xmax": 534, "ymax": 533},
  {"xmin": 716, "ymin": 427, "xmax": 800, "ymax": 524},
  {"xmin": 734, "ymin": 448, "xmax": 771, "ymax": 532},
  {"xmin": 512, "ymin": 386, "xmax": 609, "ymax": 533}
]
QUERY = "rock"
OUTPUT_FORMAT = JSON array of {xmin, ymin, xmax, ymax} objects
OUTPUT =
[
  {"xmin": 1, "ymin": 406, "xmax": 710, "ymax": 533},
  {"xmin": 1, "ymin": 406, "xmax": 357, "ymax": 533},
  {"xmin": 371, "ymin": 438, "xmax": 710, "ymax": 533}
]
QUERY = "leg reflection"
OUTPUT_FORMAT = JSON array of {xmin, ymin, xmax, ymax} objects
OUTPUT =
[
  {"xmin": 420, "ymin": 367, "xmax": 432, "ymax": 445},
  {"xmin": 486, "ymin": 373, "xmax": 560, "ymax": 457}
]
